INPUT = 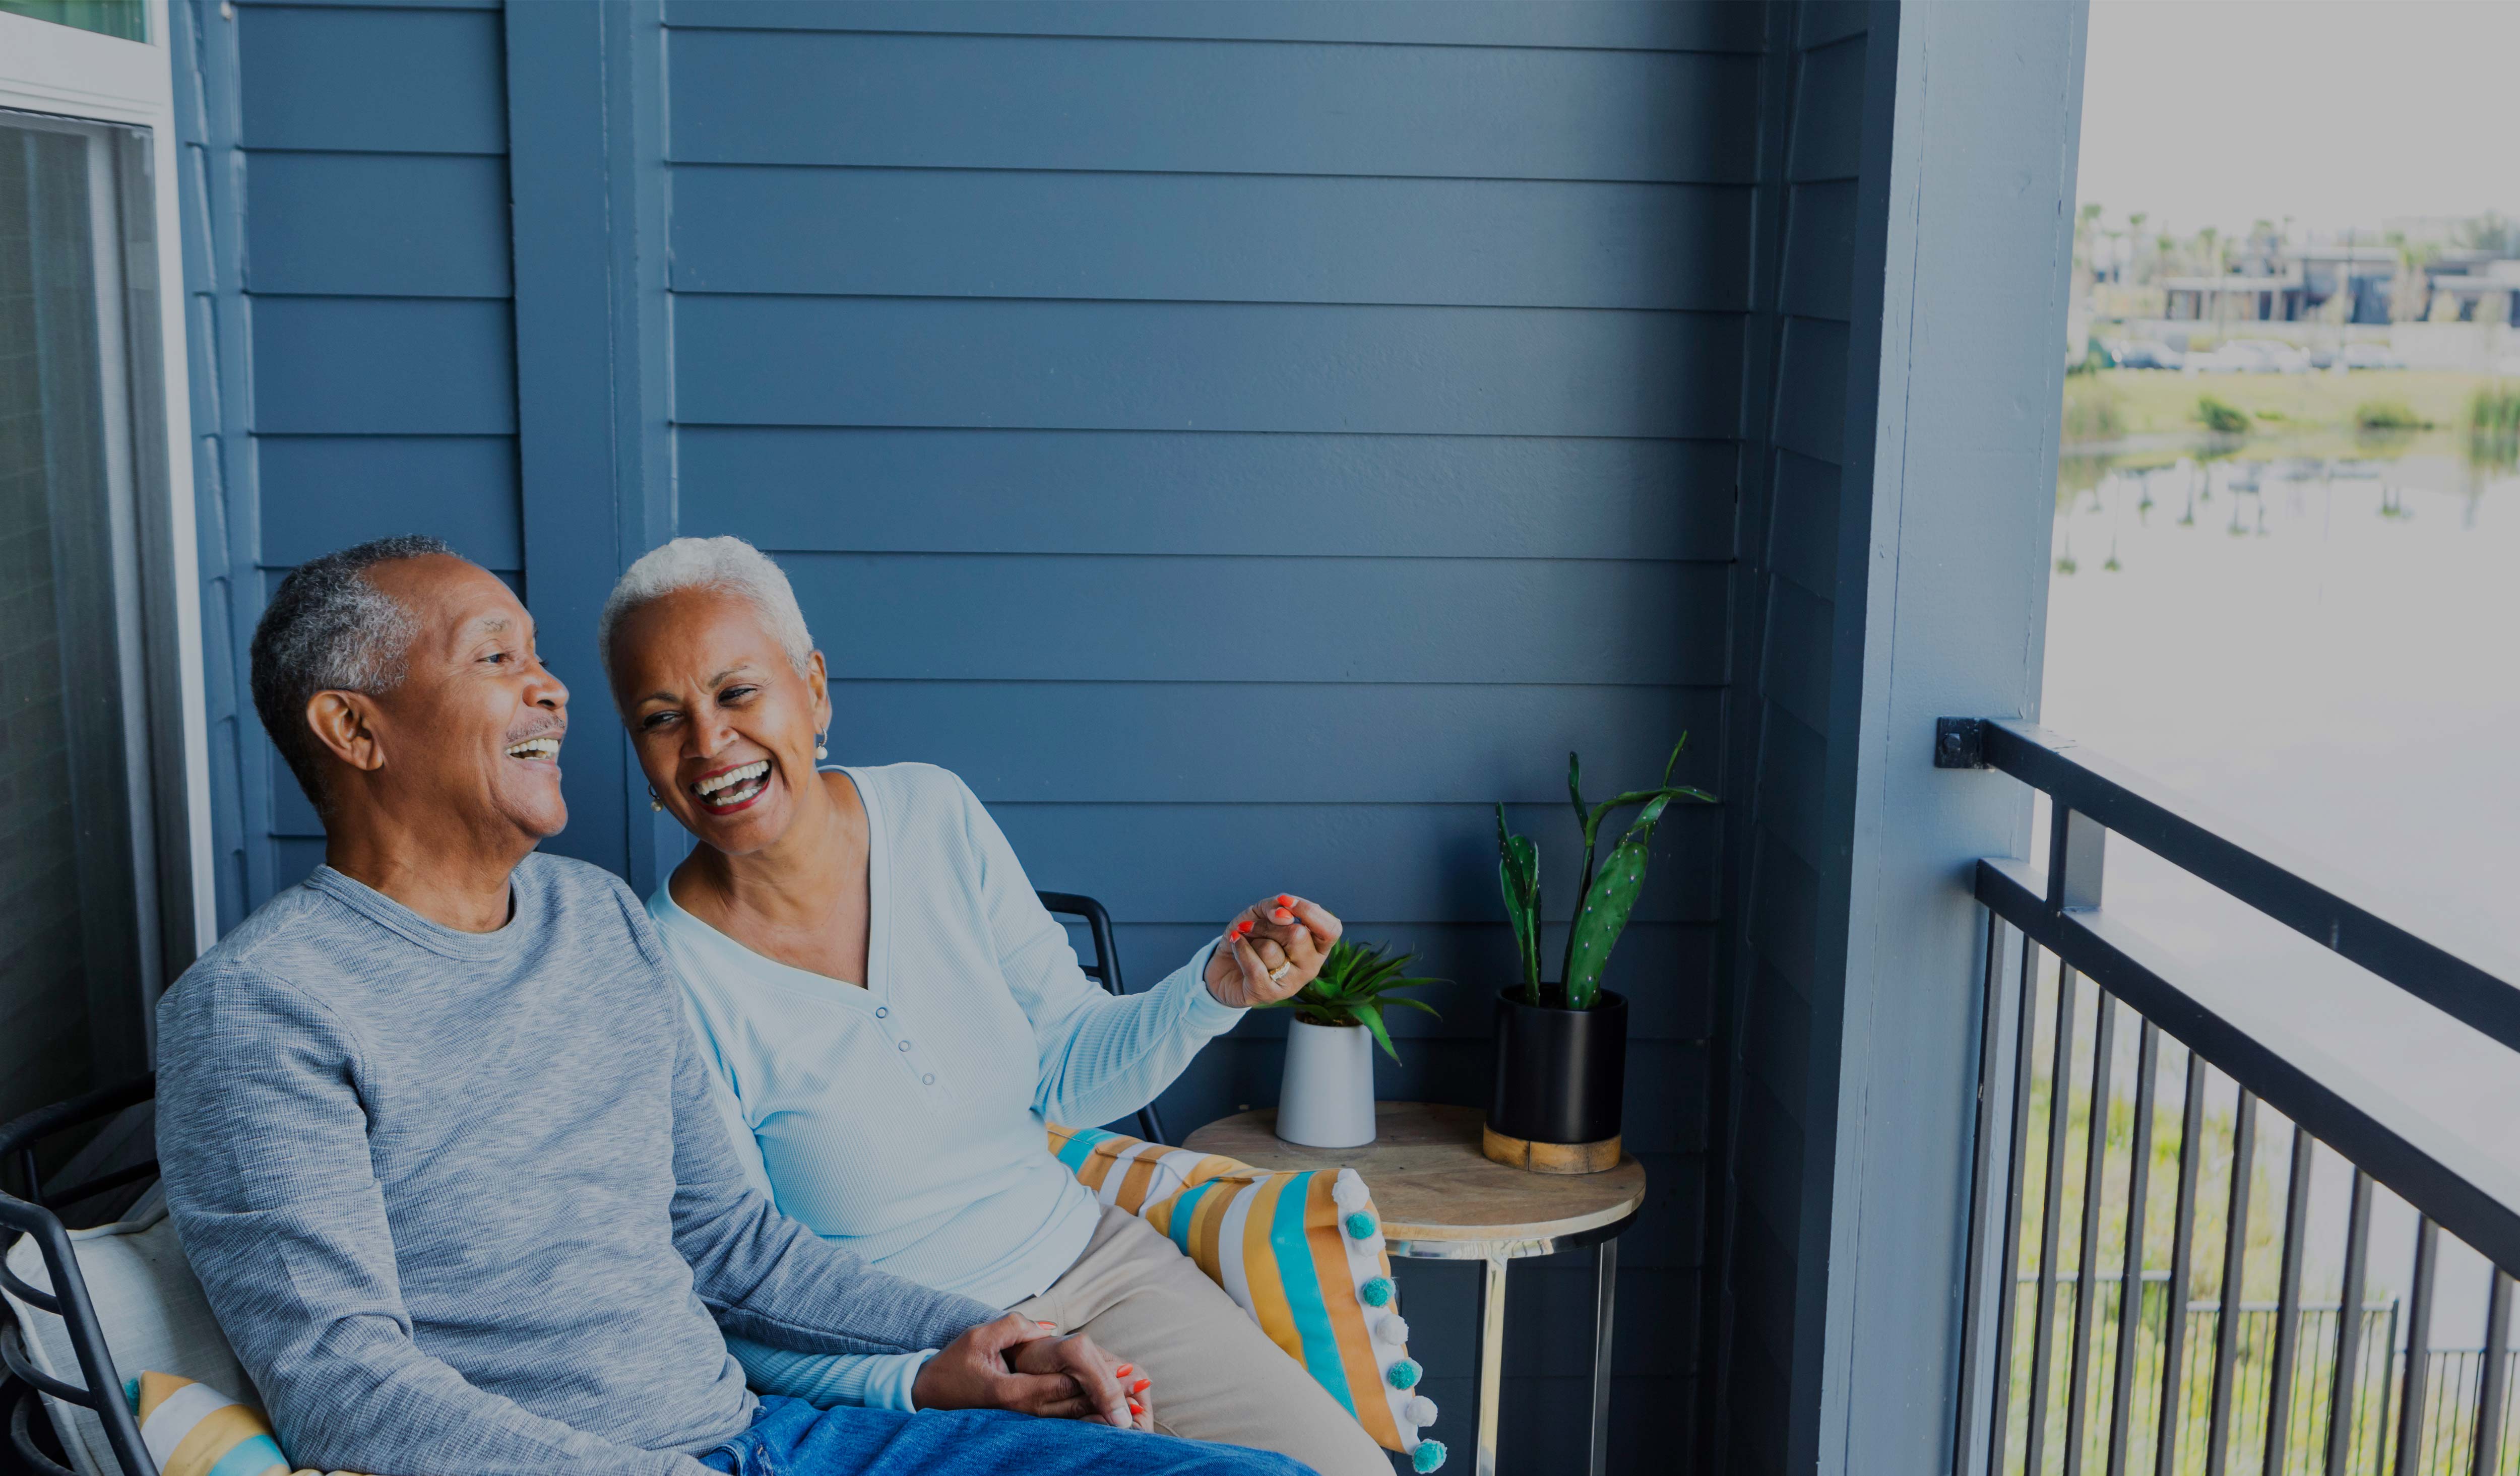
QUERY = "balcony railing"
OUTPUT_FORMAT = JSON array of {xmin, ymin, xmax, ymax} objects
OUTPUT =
[{"xmin": 1942, "ymin": 719, "xmax": 2520, "ymax": 1476}]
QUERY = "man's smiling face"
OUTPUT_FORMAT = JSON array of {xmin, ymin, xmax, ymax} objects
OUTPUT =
[{"xmin": 361, "ymin": 555, "xmax": 571, "ymax": 844}]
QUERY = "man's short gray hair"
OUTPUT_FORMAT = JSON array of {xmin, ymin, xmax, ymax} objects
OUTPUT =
[
  {"xmin": 599, "ymin": 536, "xmax": 816, "ymax": 694},
  {"xmin": 250, "ymin": 534, "xmax": 458, "ymax": 810}
]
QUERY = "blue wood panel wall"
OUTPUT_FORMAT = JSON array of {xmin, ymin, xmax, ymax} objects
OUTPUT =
[
  {"xmin": 172, "ymin": 0, "xmax": 522, "ymax": 920},
  {"xmin": 1703, "ymin": 5, "xmax": 1899, "ymax": 1473},
  {"xmin": 658, "ymin": 6, "xmax": 1752, "ymax": 1466},
  {"xmin": 160, "ymin": 3, "xmax": 1897, "ymax": 1469}
]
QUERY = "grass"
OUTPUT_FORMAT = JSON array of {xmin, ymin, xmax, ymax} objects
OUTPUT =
[
  {"xmin": 2355, "ymin": 400, "xmax": 2432, "ymax": 431},
  {"xmin": 2474, "ymin": 387, "xmax": 2520, "ymax": 467},
  {"xmin": 2061, "ymin": 369, "xmax": 2499, "ymax": 449},
  {"xmin": 2195, "ymin": 396, "xmax": 2251, "ymax": 435}
]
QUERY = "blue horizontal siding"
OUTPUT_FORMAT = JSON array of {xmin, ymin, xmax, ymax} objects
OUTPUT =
[
  {"xmin": 671, "ymin": 167, "xmax": 1753, "ymax": 311},
  {"xmin": 271, "ymin": 799, "xmax": 1721, "ymax": 928},
  {"xmin": 255, "ymin": 436, "xmax": 520, "ymax": 566},
  {"xmin": 681, "ymin": 427, "xmax": 1737, "ymax": 560},
  {"xmin": 246, "ymin": 152, "xmax": 511, "ymax": 297},
  {"xmin": 675, "ymin": 297, "xmax": 1743, "ymax": 438},
  {"xmin": 664, "ymin": 0, "xmax": 1766, "ymax": 53},
  {"xmin": 248, "ymin": 297, "xmax": 516, "ymax": 434},
  {"xmin": 1001, "ymin": 802, "xmax": 1720, "ymax": 927},
  {"xmin": 1767, "ymin": 448, "xmax": 1844, "ymax": 597},
  {"xmin": 820, "ymin": 682, "xmax": 1722, "ymax": 803},
  {"xmin": 1095, "ymin": 921, "xmax": 1714, "ymax": 1043},
  {"xmin": 777, "ymin": 552, "xmax": 1728, "ymax": 685},
  {"xmin": 1779, "ymin": 180, "xmax": 1859, "ymax": 322},
  {"xmin": 1746, "ymin": 838, "xmax": 1821, "ymax": 1001},
  {"xmin": 1760, "ymin": 557, "xmax": 1836, "ymax": 733},
  {"xmin": 1756, "ymin": 707, "xmax": 1829, "ymax": 869},
  {"xmin": 668, "ymin": 29, "xmax": 1760, "ymax": 183},
  {"xmin": 235, "ymin": 4, "xmax": 506, "ymax": 154},
  {"xmin": 1787, "ymin": 35, "xmax": 1870, "ymax": 183},
  {"xmin": 1772, "ymin": 315, "xmax": 1851, "ymax": 463}
]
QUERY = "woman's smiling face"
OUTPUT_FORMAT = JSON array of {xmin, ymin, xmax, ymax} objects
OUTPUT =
[{"xmin": 611, "ymin": 587, "xmax": 832, "ymax": 857}]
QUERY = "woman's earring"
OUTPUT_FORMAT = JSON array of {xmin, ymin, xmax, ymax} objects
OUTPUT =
[
  {"xmin": 648, "ymin": 785, "xmax": 664, "ymax": 812},
  {"xmin": 814, "ymin": 729, "xmax": 830, "ymax": 761}
]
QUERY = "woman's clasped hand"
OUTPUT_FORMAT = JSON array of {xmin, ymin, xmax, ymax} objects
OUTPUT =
[
  {"xmin": 1203, "ymin": 894, "xmax": 1345, "ymax": 1009},
  {"xmin": 910, "ymin": 1315, "xmax": 1154, "ymax": 1431}
]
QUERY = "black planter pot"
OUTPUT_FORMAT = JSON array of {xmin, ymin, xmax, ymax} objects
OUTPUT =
[{"xmin": 1485, "ymin": 988, "xmax": 1627, "ymax": 1173}]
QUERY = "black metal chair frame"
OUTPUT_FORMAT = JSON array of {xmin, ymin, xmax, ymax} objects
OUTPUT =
[
  {"xmin": 1036, "ymin": 891, "xmax": 1168, "ymax": 1145},
  {"xmin": 2, "ymin": 1074, "xmax": 163, "ymax": 1476}
]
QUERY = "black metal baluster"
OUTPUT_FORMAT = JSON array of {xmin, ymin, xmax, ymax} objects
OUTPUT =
[
  {"xmin": 2324, "ymin": 1171, "xmax": 2374, "ymax": 1476},
  {"xmin": 2207, "ymin": 1093, "xmax": 2260, "ymax": 1476},
  {"xmin": 2107, "ymin": 1020, "xmax": 2161, "ymax": 1476},
  {"xmin": 1992, "ymin": 939, "xmax": 2047, "ymax": 1465},
  {"xmin": 2066, "ymin": 996, "xmax": 2121, "ymax": 1476},
  {"xmin": 2159, "ymin": 1051, "xmax": 2211, "ymax": 1476},
  {"xmin": 2263, "ymin": 1126, "xmax": 2315, "ymax": 1476},
  {"xmin": 2474, "ymin": 1270, "xmax": 2510, "ymax": 1476},
  {"xmin": 1959, "ymin": 912, "xmax": 2011, "ymax": 1476},
  {"xmin": 2028, "ymin": 968, "xmax": 2086, "ymax": 1476},
  {"xmin": 2393, "ymin": 1221, "xmax": 2439, "ymax": 1476}
]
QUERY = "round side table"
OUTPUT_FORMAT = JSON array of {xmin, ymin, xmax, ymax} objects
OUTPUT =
[{"xmin": 1184, "ymin": 1102, "xmax": 1647, "ymax": 1476}]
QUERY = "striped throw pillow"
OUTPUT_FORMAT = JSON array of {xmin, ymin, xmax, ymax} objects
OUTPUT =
[
  {"xmin": 1047, "ymin": 1125, "xmax": 1445, "ymax": 1472},
  {"xmin": 126, "ymin": 1371, "xmax": 365, "ymax": 1476}
]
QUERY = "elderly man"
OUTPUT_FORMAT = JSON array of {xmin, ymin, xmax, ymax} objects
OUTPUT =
[{"xmin": 155, "ymin": 536, "xmax": 1304, "ymax": 1476}]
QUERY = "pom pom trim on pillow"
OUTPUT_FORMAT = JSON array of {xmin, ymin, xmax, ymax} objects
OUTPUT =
[{"xmin": 1047, "ymin": 1124, "xmax": 1438, "ymax": 1462}]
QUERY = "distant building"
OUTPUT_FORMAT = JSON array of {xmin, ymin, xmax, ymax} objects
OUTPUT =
[{"xmin": 2158, "ymin": 242, "xmax": 2508, "ymax": 326}]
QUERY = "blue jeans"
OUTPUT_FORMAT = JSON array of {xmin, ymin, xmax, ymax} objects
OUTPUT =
[{"xmin": 700, "ymin": 1395, "xmax": 1317, "ymax": 1476}]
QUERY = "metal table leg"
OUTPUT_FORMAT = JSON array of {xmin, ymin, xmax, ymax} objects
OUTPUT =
[
  {"xmin": 1590, "ymin": 1238, "xmax": 1618, "ymax": 1476},
  {"xmin": 1474, "ymin": 1251, "xmax": 1508, "ymax": 1476}
]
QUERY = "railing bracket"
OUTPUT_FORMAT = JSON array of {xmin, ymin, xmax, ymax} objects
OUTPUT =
[{"xmin": 1934, "ymin": 717, "xmax": 1986, "ymax": 769}]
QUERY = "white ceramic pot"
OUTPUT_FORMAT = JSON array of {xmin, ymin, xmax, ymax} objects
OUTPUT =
[{"xmin": 1276, "ymin": 1018, "xmax": 1378, "ymax": 1147}]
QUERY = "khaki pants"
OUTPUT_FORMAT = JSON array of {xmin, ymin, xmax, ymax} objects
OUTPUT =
[{"xmin": 1013, "ymin": 1204, "xmax": 1392, "ymax": 1476}]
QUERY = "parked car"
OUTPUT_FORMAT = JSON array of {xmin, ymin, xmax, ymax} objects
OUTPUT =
[
  {"xmin": 2339, "ymin": 343, "xmax": 2406, "ymax": 370},
  {"xmin": 2114, "ymin": 339, "xmax": 2184, "ymax": 370}
]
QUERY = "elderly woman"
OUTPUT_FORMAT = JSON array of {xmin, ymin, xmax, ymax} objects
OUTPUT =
[{"xmin": 597, "ymin": 537, "xmax": 1389, "ymax": 1476}]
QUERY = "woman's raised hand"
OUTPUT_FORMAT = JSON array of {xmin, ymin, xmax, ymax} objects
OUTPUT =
[{"xmin": 1204, "ymin": 894, "xmax": 1344, "ymax": 1008}]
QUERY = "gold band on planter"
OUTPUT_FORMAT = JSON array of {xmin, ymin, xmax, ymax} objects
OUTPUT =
[{"xmin": 1479, "ymin": 1123, "xmax": 1622, "ymax": 1176}]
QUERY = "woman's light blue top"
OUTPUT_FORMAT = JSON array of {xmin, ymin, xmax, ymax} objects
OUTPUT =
[{"xmin": 648, "ymin": 763, "xmax": 1240, "ymax": 1411}]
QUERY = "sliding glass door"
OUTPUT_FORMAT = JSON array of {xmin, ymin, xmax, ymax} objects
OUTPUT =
[{"xmin": 0, "ymin": 107, "xmax": 190, "ymax": 1126}]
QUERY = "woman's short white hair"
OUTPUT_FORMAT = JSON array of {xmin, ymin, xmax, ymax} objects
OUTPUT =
[{"xmin": 599, "ymin": 536, "xmax": 815, "ymax": 689}]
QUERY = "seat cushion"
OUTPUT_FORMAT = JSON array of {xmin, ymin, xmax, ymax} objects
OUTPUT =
[
  {"xmin": 1046, "ymin": 1124, "xmax": 1439, "ymax": 1464},
  {"xmin": 4, "ymin": 1205, "xmax": 252, "ymax": 1476}
]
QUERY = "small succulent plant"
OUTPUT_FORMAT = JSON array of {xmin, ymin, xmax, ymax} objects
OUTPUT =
[
  {"xmin": 1262, "ymin": 938, "xmax": 1444, "ymax": 1064},
  {"xmin": 1496, "ymin": 738, "xmax": 1716, "ymax": 1011}
]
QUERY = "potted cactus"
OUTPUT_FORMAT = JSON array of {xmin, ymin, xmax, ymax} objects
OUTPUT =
[
  {"xmin": 1266, "ymin": 939, "xmax": 1443, "ymax": 1148},
  {"xmin": 1488, "ymin": 740, "xmax": 1713, "ymax": 1173}
]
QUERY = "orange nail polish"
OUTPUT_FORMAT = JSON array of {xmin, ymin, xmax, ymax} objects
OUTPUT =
[
  {"xmin": 1277, "ymin": 894, "xmax": 1293, "ymax": 907},
  {"xmin": 1115, "ymin": 1364, "xmax": 1133, "ymax": 1376},
  {"xmin": 1036, "ymin": 1320, "xmax": 1055, "ymax": 1328},
  {"xmin": 1132, "ymin": 1378, "xmax": 1151, "ymax": 1393}
]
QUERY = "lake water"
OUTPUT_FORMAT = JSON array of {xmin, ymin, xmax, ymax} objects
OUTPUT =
[{"xmin": 2041, "ymin": 437, "xmax": 2520, "ymax": 1332}]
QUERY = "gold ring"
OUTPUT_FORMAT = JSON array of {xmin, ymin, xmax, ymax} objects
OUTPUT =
[{"xmin": 1267, "ymin": 962, "xmax": 1294, "ymax": 983}]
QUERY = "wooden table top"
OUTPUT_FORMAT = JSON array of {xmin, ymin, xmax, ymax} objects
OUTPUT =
[{"xmin": 1182, "ymin": 1102, "xmax": 1647, "ymax": 1245}]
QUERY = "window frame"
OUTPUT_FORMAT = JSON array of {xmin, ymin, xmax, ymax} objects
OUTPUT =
[{"xmin": 0, "ymin": 0, "xmax": 216, "ymax": 1047}]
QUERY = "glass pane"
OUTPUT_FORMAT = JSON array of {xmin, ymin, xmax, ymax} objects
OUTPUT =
[
  {"xmin": 0, "ymin": 115, "xmax": 154, "ymax": 1133},
  {"xmin": 0, "ymin": 0, "xmax": 148, "ymax": 42}
]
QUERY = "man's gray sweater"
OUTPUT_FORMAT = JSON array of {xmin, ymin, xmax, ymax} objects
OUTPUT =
[{"xmin": 154, "ymin": 854, "xmax": 1000, "ymax": 1476}]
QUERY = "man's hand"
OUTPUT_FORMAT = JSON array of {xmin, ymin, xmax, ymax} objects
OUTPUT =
[
  {"xmin": 1204, "ymin": 894, "xmax": 1344, "ymax": 1008},
  {"xmin": 910, "ymin": 1314, "xmax": 1148, "ymax": 1429},
  {"xmin": 1013, "ymin": 1327, "xmax": 1154, "ymax": 1431}
]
